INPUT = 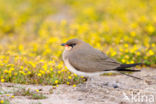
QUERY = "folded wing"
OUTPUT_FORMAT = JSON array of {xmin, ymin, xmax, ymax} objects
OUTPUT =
[{"xmin": 68, "ymin": 46, "xmax": 121, "ymax": 73}]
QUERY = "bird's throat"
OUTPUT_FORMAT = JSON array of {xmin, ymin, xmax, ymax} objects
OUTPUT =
[{"xmin": 65, "ymin": 46, "xmax": 72, "ymax": 51}]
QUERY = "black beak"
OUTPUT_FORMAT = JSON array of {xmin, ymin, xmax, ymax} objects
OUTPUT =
[{"xmin": 61, "ymin": 43, "xmax": 66, "ymax": 46}]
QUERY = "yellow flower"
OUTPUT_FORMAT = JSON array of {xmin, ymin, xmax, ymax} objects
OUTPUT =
[
  {"xmin": 29, "ymin": 62, "xmax": 36, "ymax": 68},
  {"xmin": 8, "ymin": 70, "xmax": 12, "ymax": 74},
  {"xmin": 130, "ymin": 31, "xmax": 136, "ymax": 37},
  {"xmin": 27, "ymin": 71, "xmax": 31, "ymax": 75},
  {"xmin": 57, "ymin": 64, "xmax": 63, "ymax": 69},
  {"xmin": 119, "ymin": 48, "xmax": 123, "ymax": 52},
  {"xmin": 36, "ymin": 89, "xmax": 39, "ymax": 92},
  {"xmin": 146, "ymin": 25, "xmax": 155, "ymax": 33},
  {"xmin": 46, "ymin": 70, "xmax": 50, "ymax": 73},
  {"xmin": 74, "ymin": 73, "xmax": 77, "ymax": 77},
  {"xmin": 61, "ymin": 69, "xmax": 65, "ymax": 72},
  {"xmin": 42, "ymin": 64, "xmax": 48, "ymax": 70},
  {"xmin": 50, "ymin": 68, "xmax": 53, "ymax": 71},
  {"xmin": 124, "ymin": 44, "xmax": 128, "ymax": 48},
  {"xmin": 39, "ymin": 70, "xmax": 45, "ymax": 74},
  {"xmin": 73, "ymin": 84, "xmax": 76, "ymax": 87},
  {"xmin": 58, "ymin": 71, "xmax": 61, "ymax": 74},
  {"xmin": 111, "ymin": 51, "xmax": 116, "ymax": 56},
  {"xmin": 0, "ymin": 64, "xmax": 3, "ymax": 66},
  {"xmin": 48, "ymin": 60, "xmax": 55, "ymax": 65},
  {"xmin": 39, "ymin": 60, "xmax": 44, "ymax": 63},
  {"xmin": 6, "ymin": 94, "xmax": 10, "ymax": 96},
  {"xmin": 19, "ymin": 44, "xmax": 24, "ymax": 51},
  {"xmin": 66, "ymin": 82, "xmax": 70, "ymax": 85},
  {"xmin": 65, "ymin": 66, "xmax": 68, "ymax": 69},
  {"xmin": 0, "ymin": 100, "xmax": 4, "ymax": 104},
  {"xmin": 152, "ymin": 43, "xmax": 155, "ymax": 47},
  {"xmin": 131, "ymin": 23, "xmax": 138, "ymax": 28},
  {"xmin": 136, "ymin": 52, "xmax": 141, "ymax": 56},
  {"xmin": 130, "ymin": 60, "xmax": 134, "ymax": 64},
  {"xmin": 80, "ymin": 76, "xmax": 84, "ymax": 78},
  {"xmin": 121, "ymin": 59, "xmax": 126, "ymax": 63},
  {"xmin": 20, "ymin": 66, "xmax": 24, "ymax": 69},
  {"xmin": 11, "ymin": 95, "xmax": 15, "ymax": 98},
  {"xmin": 68, "ymin": 72, "xmax": 71, "ymax": 74},
  {"xmin": 148, "ymin": 50, "xmax": 154, "ymax": 56},
  {"xmin": 55, "ymin": 80, "xmax": 58, "ymax": 84},
  {"xmin": 1, "ymin": 79, "xmax": 5, "ymax": 83},
  {"xmin": 25, "ymin": 68, "xmax": 28, "ymax": 71},
  {"xmin": 10, "ymin": 67, "xmax": 15, "ymax": 71},
  {"xmin": 37, "ymin": 73, "xmax": 42, "ymax": 77},
  {"xmin": 68, "ymin": 76, "xmax": 72, "ymax": 79},
  {"xmin": 4, "ymin": 70, "xmax": 8, "ymax": 73}
]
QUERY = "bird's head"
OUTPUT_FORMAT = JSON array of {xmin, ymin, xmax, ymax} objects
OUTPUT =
[{"xmin": 61, "ymin": 39, "xmax": 82, "ymax": 51}]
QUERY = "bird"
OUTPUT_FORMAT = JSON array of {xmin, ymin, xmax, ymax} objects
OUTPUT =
[{"xmin": 61, "ymin": 38, "xmax": 142, "ymax": 79}]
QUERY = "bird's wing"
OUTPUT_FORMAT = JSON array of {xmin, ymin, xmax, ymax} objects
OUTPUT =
[{"xmin": 68, "ymin": 46, "xmax": 121, "ymax": 73}]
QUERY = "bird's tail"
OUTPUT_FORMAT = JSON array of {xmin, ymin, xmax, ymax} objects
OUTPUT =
[
  {"xmin": 117, "ymin": 63, "xmax": 143, "ymax": 69},
  {"xmin": 115, "ymin": 68, "xmax": 141, "ymax": 72},
  {"xmin": 119, "ymin": 72, "xmax": 143, "ymax": 80},
  {"xmin": 115, "ymin": 63, "xmax": 143, "ymax": 80}
]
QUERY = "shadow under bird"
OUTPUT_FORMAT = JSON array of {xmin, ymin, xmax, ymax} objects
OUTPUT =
[{"xmin": 61, "ymin": 39, "xmax": 142, "ymax": 80}]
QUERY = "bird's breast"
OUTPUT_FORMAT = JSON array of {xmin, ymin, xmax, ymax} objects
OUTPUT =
[{"xmin": 62, "ymin": 50, "xmax": 68, "ymax": 61}]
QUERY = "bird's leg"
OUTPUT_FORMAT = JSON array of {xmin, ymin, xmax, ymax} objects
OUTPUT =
[{"xmin": 84, "ymin": 77, "xmax": 92, "ymax": 88}]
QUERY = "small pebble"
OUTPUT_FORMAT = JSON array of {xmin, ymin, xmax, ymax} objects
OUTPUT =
[{"xmin": 113, "ymin": 85, "xmax": 118, "ymax": 88}]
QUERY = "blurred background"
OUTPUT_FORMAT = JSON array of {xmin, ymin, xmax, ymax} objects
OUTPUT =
[{"xmin": 0, "ymin": 0, "xmax": 155, "ymax": 84}]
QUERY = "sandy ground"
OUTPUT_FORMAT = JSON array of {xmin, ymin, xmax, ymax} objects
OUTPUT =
[{"xmin": 0, "ymin": 68, "xmax": 156, "ymax": 104}]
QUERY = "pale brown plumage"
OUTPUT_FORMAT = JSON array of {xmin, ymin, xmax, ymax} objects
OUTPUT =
[
  {"xmin": 62, "ymin": 39, "xmax": 142, "ymax": 79},
  {"xmin": 63, "ymin": 39, "xmax": 121, "ymax": 73}
]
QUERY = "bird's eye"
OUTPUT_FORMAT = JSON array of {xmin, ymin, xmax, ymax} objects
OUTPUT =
[{"xmin": 69, "ymin": 43, "xmax": 76, "ymax": 47}]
